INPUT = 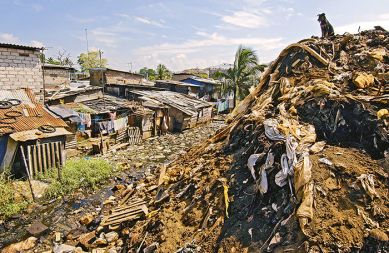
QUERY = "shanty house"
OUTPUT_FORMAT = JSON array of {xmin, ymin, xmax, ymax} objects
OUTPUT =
[
  {"xmin": 0, "ymin": 43, "xmax": 43, "ymax": 98},
  {"xmin": 43, "ymin": 64, "xmax": 76, "ymax": 91},
  {"xmin": 45, "ymin": 82, "xmax": 103, "ymax": 105},
  {"xmin": 48, "ymin": 94, "xmax": 154, "ymax": 141},
  {"xmin": 105, "ymin": 83, "xmax": 165, "ymax": 98},
  {"xmin": 154, "ymin": 80, "xmax": 200, "ymax": 97},
  {"xmin": 0, "ymin": 88, "xmax": 71, "ymax": 178},
  {"xmin": 128, "ymin": 90, "xmax": 213, "ymax": 132},
  {"xmin": 89, "ymin": 68, "xmax": 143, "ymax": 87},
  {"xmin": 181, "ymin": 76, "xmax": 220, "ymax": 100},
  {"xmin": 172, "ymin": 72, "xmax": 193, "ymax": 81}
]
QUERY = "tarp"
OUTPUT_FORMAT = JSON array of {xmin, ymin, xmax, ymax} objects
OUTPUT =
[{"xmin": 48, "ymin": 105, "xmax": 80, "ymax": 119}]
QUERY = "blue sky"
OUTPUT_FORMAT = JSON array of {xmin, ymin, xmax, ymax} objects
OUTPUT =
[{"xmin": 1, "ymin": 0, "xmax": 388, "ymax": 72}]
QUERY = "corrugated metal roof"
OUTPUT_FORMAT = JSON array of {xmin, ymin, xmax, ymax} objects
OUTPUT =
[
  {"xmin": 0, "ymin": 42, "xmax": 42, "ymax": 51},
  {"xmin": 155, "ymin": 80, "xmax": 200, "ymax": 87},
  {"xmin": 0, "ymin": 89, "xmax": 68, "ymax": 134},
  {"xmin": 9, "ymin": 127, "xmax": 72, "ymax": 142},
  {"xmin": 129, "ymin": 90, "xmax": 212, "ymax": 116},
  {"xmin": 0, "ymin": 90, "xmax": 35, "ymax": 107},
  {"xmin": 43, "ymin": 63, "xmax": 75, "ymax": 70}
]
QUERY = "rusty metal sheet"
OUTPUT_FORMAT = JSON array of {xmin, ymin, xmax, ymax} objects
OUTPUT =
[
  {"xmin": 0, "ymin": 89, "xmax": 68, "ymax": 134},
  {"xmin": 9, "ymin": 127, "xmax": 72, "ymax": 142}
]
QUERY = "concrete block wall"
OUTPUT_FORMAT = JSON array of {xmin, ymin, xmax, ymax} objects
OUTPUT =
[
  {"xmin": 43, "ymin": 68, "xmax": 70, "ymax": 88},
  {"xmin": 0, "ymin": 47, "xmax": 43, "ymax": 96}
]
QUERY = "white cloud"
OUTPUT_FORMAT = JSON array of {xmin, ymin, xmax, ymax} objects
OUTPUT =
[
  {"xmin": 337, "ymin": 14, "xmax": 389, "ymax": 34},
  {"xmin": 30, "ymin": 40, "xmax": 44, "ymax": 48},
  {"xmin": 137, "ymin": 32, "xmax": 284, "ymax": 55},
  {"xmin": 67, "ymin": 14, "xmax": 95, "ymax": 24},
  {"xmin": 134, "ymin": 16, "xmax": 167, "ymax": 28},
  {"xmin": 222, "ymin": 11, "xmax": 267, "ymax": 28},
  {"xmin": 117, "ymin": 13, "xmax": 168, "ymax": 28},
  {"xmin": 175, "ymin": 53, "xmax": 187, "ymax": 59},
  {"xmin": 0, "ymin": 33, "xmax": 20, "ymax": 44},
  {"xmin": 90, "ymin": 29, "xmax": 118, "ymax": 48}
]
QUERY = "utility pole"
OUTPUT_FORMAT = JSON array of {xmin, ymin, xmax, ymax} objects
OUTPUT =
[
  {"xmin": 85, "ymin": 28, "xmax": 89, "ymax": 53},
  {"xmin": 41, "ymin": 47, "xmax": 47, "ymax": 104},
  {"xmin": 99, "ymin": 50, "xmax": 106, "ymax": 109},
  {"xmin": 128, "ymin": 62, "xmax": 133, "ymax": 73}
]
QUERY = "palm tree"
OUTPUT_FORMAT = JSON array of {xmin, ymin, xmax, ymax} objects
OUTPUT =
[
  {"xmin": 156, "ymin": 64, "xmax": 171, "ymax": 80},
  {"xmin": 216, "ymin": 46, "xmax": 265, "ymax": 108}
]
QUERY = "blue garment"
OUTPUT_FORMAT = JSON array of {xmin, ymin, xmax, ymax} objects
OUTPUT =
[{"xmin": 77, "ymin": 122, "xmax": 86, "ymax": 132}]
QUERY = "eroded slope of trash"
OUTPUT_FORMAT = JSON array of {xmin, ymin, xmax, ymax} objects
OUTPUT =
[
  {"xmin": 19, "ymin": 29, "xmax": 387, "ymax": 253},
  {"xmin": 129, "ymin": 28, "xmax": 388, "ymax": 252}
]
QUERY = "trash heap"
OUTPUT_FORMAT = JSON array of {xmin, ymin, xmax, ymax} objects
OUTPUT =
[{"xmin": 42, "ymin": 29, "xmax": 388, "ymax": 253}]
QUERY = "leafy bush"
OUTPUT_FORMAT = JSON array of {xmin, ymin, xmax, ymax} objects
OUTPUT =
[
  {"xmin": 0, "ymin": 171, "xmax": 28, "ymax": 219},
  {"xmin": 43, "ymin": 158, "xmax": 113, "ymax": 198}
]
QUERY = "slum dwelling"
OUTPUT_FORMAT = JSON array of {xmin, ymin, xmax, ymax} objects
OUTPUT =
[
  {"xmin": 128, "ymin": 90, "xmax": 213, "ymax": 133},
  {"xmin": 48, "ymin": 94, "xmax": 154, "ymax": 154},
  {"xmin": 66, "ymin": 29, "xmax": 388, "ymax": 252},
  {"xmin": 0, "ymin": 88, "xmax": 70, "ymax": 179}
]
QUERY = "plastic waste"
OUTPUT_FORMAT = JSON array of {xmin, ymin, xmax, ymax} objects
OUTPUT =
[
  {"xmin": 264, "ymin": 118, "xmax": 285, "ymax": 141},
  {"xmin": 247, "ymin": 153, "xmax": 264, "ymax": 180},
  {"xmin": 357, "ymin": 174, "xmax": 379, "ymax": 198},
  {"xmin": 319, "ymin": 157, "xmax": 333, "ymax": 166}
]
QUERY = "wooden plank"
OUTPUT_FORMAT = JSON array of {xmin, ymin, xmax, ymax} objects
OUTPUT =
[
  {"xmin": 103, "ymin": 213, "xmax": 143, "ymax": 226},
  {"xmin": 27, "ymin": 146, "xmax": 33, "ymax": 178},
  {"xmin": 50, "ymin": 143, "xmax": 55, "ymax": 168},
  {"xmin": 58, "ymin": 142, "xmax": 63, "ymax": 166},
  {"xmin": 37, "ymin": 144, "xmax": 42, "ymax": 174},
  {"xmin": 33, "ymin": 145, "xmax": 38, "ymax": 176},
  {"xmin": 118, "ymin": 189, "xmax": 135, "ymax": 206},
  {"xmin": 47, "ymin": 143, "xmax": 52, "ymax": 170},
  {"xmin": 42, "ymin": 143, "xmax": 47, "ymax": 174},
  {"xmin": 55, "ymin": 142, "xmax": 62, "ymax": 181},
  {"xmin": 108, "ymin": 207, "xmax": 145, "ymax": 219}
]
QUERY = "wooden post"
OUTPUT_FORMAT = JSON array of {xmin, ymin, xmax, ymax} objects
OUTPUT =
[
  {"xmin": 20, "ymin": 146, "xmax": 36, "ymax": 201},
  {"xmin": 55, "ymin": 142, "xmax": 62, "ymax": 182}
]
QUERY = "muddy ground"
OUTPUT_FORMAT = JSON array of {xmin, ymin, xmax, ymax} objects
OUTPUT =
[{"xmin": 0, "ymin": 120, "xmax": 226, "ymax": 251}]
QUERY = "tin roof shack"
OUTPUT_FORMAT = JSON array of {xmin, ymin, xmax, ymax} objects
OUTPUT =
[
  {"xmin": 155, "ymin": 80, "xmax": 200, "ymax": 97},
  {"xmin": 106, "ymin": 83, "xmax": 165, "ymax": 98},
  {"xmin": 52, "ymin": 95, "xmax": 154, "ymax": 140},
  {"xmin": 172, "ymin": 72, "xmax": 193, "ymax": 81},
  {"xmin": 90, "ymin": 68, "xmax": 143, "ymax": 87},
  {"xmin": 128, "ymin": 90, "xmax": 213, "ymax": 132},
  {"xmin": 43, "ymin": 64, "xmax": 76, "ymax": 91},
  {"xmin": 0, "ymin": 88, "xmax": 71, "ymax": 178},
  {"xmin": 181, "ymin": 77, "xmax": 221, "ymax": 101},
  {"xmin": 46, "ymin": 83, "xmax": 103, "ymax": 105},
  {"xmin": 0, "ymin": 43, "xmax": 43, "ymax": 98}
]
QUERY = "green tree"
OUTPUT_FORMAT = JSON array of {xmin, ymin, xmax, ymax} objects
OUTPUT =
[
  {"xmin": 139, "ymin": 67, "xmax": 156, "ymax": 80},
  {"xmin": 45, "ymin": 50, "xmax": 74, "ymax": 67},
  {"xmin": 77, "ymin": 51, "xmax": 107, "ymax": 72},
  {"xmin": 46, "ymin": 57, "xmax": 61, "ymax": 65},
  {"xmin": 215, "ymin": 46, "xmax": 265, "ymax": 108},
  {"xmin": 155, "ymin": 64, "xmax": 171, "ymax": 80}
]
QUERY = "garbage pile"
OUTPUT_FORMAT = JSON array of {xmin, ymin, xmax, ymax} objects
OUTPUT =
[{"xmin": 33, "ymin": 29, "xmax": 388, "ymax": 253}]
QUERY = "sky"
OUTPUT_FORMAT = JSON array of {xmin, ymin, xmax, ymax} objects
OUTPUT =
[{"xmin": 0, "ymin": 0, "xmax": 388, "ymax": 72}]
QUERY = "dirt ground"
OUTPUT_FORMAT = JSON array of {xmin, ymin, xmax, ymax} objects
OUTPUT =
[{"xmin": 0, "ymin": 121, "xmax": 226, "ymax": 251}]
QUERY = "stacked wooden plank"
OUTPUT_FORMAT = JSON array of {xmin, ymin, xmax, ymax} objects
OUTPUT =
[{"xmin": 101, "ymin": 197, "xmax": 148, "ymax": 227}]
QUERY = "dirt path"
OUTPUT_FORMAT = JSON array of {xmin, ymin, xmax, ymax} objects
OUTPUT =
[{"xmin": 0, "ymin": 120, "xmax": 226, "ymax": 250}]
